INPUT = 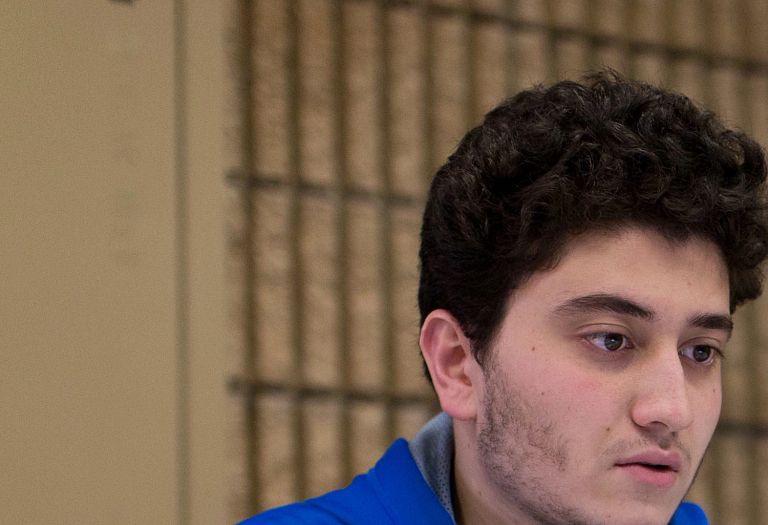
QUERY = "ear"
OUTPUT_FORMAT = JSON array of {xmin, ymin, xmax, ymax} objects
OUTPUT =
[{"xmin": 419, "ymin": 309, "xmax": 481, "ymax": 421}]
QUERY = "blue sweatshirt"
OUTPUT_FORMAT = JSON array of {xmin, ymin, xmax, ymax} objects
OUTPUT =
[{"xmin": 237, "ymin": 436, "xmax": 707, "ymax": 524}]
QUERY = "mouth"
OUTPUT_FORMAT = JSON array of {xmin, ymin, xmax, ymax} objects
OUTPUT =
[{"xmin": 615, "ymin": 453, "xmax": 682, "ymax": 488}]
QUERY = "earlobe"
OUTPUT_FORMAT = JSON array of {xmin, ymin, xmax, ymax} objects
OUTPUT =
[{"xmin": 419, "ymin": 309, "xmax": 480, "ymax": 421}]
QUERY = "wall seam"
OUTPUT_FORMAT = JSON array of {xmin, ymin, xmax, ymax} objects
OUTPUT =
[{"xmin": 173, "ymin": 0, "xmax": 191, "ymax": 522}]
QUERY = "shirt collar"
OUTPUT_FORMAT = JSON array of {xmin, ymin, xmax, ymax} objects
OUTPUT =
[{"xmin": 407, "ymin": 412, "xmax": 455, "ymax": 521}]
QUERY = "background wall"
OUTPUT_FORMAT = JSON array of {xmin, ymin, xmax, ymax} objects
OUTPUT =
[
  {"xmin": 224, "ymin": 1, "xmax": 768, "ymax": 524},
  {"xmin": 3, "ymin": 1, "xmax": 228, "ymax": 523},
  {"xmin": 4, "ymin": 1, "xmax": 768, "ymax": 524}
]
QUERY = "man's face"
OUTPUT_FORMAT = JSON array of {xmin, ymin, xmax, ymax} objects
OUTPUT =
[{"xmin": 469, "ymin": 227, "xmax": 729, "ymax": 524}]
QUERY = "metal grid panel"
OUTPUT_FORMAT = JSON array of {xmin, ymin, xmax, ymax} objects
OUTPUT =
[{"xmin": 224, "ymin": 1, "xmax": 768, "ymax": 522}]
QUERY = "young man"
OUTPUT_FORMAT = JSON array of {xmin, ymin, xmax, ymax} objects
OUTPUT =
[{"xmin": 241, "ymin": 73, "xmax": 768, "ymax": 524}]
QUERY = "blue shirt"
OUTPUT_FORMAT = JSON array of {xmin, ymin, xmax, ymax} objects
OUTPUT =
[
  {"xmin": 237, "ymin": 434, "xmax": 708, "ymax": 524},
  {"xmin": 238, "ymin": 438, "xmax": 452, "ymax": 525}
]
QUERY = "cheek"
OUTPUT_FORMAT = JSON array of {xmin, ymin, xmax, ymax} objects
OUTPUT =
[
  {"xmin": 538, "ymin": 372, "xmax": 619, "ymax": 420},
  {"xmin": 697, "ymin": 383, "xmax": 722, "ymax": 429}
]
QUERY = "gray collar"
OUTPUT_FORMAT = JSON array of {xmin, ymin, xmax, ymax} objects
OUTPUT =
[{"xmin": 407, "ymin": 412, "xmax": 456, "ymax": 522}]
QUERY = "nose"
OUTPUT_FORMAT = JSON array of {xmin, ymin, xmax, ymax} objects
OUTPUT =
[{"xmin": 630, "ymin": 348, "xmax": 694, "ymax": 436}]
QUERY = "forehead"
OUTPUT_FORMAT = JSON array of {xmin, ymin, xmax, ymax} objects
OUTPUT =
[{"xmin": 509, "ymin": 227, "xmax": 730, "ymax": 315}]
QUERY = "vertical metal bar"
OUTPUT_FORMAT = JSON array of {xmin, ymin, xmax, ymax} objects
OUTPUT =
[
  {"xmin": 743, "ymin": 304, "xmax": 761, "ymax": 525},
  {"xmin": 615, "ymin": 0, "xmax": 631, "ymax": 77},
  {"xmin": 659, "ymin": 0, "xmax": 676, "ymax": 87},
  {"xmin": 466, "ymin": 0, "xmax": 479, "ymax": 122},
  {"xmin": 542, "ymin": 0, "xmax": 559, "ymax": 82},
  {"xmin": 286, "ymin": 0, "xmax": 308, "ymax": 500},
  {"xmin": 584, "ymin": 0, "xmax": 599, "ymax": 72},
  {"xmin": 376, "ymin": 0, "xmax": 398, "ymax": 443},
  {"xmin": 737, "ymin": 5, "xmax": 761, "ymax": 521},
  {"xmin": 504, "ymin": 0, "xmax": 519, "ymax": 95},
  {"xmin": 331, "ymin": 0, "xmax": 354, "ymax": 483},
  {"xmin": 173, "ymin": 0, "xmax": 191, "ymax": 521},
  {"xmin": 420, "ymin": 0, "xmax": 439, "ymax": 430},
  {"xmin": 234, "ymin": 0, "xmax": 260, "ymax": 511},
  {"xmin": 410, "ymin": 0, "xmax": 437, "ymax": 437},
  {"xmin": 697, "ymin": 3, "xmax": 723, "ymax": 519},
  {"xmin": 623, "ymin": 0, "xmax": 638, "ymax": 80},
  {"xmin": 421, "ymin": 0, "xmax": 436, "ymax": 181},
  {"xmin": 699, "ymin": 0, "xmax": 716, "ymax": 109}
]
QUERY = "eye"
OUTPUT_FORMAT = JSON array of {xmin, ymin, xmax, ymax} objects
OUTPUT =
[
  {"xmin": 679, "ymin": 344, "xmax": 721, "ymax": 365},
  {"xmin": 585, "ymin": 332, "xmax": 634, "ymax": 352}
]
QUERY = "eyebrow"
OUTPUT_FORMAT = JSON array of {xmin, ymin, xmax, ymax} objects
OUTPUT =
[
  {"xmin": 689, "ymin": 313, "xmax": 734, "ymax": 337},
  {"xmin": 553, "ymin": 293, "xmax": 734, "ymax": 336},
  {"xmin": 553, "ymin": 293, "xmax": 655, "ymax": 321}
]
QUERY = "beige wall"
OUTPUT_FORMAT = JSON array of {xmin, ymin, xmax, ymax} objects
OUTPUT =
[{"xmin": 2, "ymin": 2, "xmax": 227, "ymax": 523}]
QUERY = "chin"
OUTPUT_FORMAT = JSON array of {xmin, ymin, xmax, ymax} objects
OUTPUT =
[{"xmin": 592, "ymin": 500, "xmax": 678, "ymax": 525}]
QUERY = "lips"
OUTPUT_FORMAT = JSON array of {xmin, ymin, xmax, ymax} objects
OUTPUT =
[{"xmin": 615, "ymin": 451, "xmax": 682, "ymax": 488}]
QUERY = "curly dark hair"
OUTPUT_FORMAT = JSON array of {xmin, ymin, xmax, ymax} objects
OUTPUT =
[{"xmin": 418, "ymin": 71, "xmax": 768, "ymax": 367}]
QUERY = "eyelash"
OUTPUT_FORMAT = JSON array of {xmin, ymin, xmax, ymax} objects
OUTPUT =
[{"xmin": 584, "ymin": 332, "xmax": 724, "ymax": 366}]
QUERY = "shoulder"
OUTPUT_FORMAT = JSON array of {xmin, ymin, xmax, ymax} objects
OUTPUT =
[
  {"xmin": 236, "ymin": 469, "xmax": 386, "ymax": 525},
  {"xmin": 237, "ymin": 438, "xmax": 452, "ymax": 525},
  {"xmin": 669, "ymin": 502, "xmax": 708, "ymax": 525}
]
